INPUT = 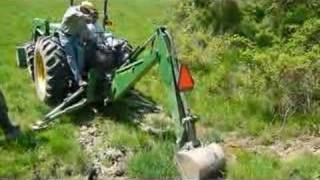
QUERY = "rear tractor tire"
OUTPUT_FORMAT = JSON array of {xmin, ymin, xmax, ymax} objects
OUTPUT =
[{"xmin": 34, "ymin": 36, "xmax": 74, "ymax": 106}]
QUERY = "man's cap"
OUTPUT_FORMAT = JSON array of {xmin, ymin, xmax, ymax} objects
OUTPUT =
[{"xmin": 80, "ymin": 1, "xmax": 96, "ymax": 11}]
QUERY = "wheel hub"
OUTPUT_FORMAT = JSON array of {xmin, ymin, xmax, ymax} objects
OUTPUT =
[{"xmin": 35, "ymin": 50, "xmax": 47, "ymax": 96}]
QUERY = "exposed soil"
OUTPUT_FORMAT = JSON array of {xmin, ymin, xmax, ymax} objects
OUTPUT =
[
  {"xmin": 78, "ymin": 123, "xmax": 133, "ymax": 180},
  {"xmin": 223, "ymin": 132, "xmax": 320, "ymax": 161},
  {"xmin": 77, "ymin": 90, "xmax": 172, "ymax": 180}
]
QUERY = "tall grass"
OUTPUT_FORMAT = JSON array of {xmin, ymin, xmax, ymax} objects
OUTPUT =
[{"xmin": 228, "ymin": 151, "xmax": 320, "ymax": 180}]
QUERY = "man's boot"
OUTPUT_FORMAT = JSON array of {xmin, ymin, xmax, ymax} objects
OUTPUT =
[
  {"xmin": 0, "ymin": 111, "xmax": 21, "ymax": 141},
  {"xmin": 4, "ymin": 125, "xmax": 20, "ymax": 141},
  {"xmin": 0, "ymin": 91, "xmax": 21, "ymax": 140}
]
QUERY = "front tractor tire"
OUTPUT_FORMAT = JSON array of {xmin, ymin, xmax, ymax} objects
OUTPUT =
[
  {"xmin": 26, "ymin": 43, "xmax": 35, "ymax": 80},
  {"xmin": 34, "ymin": 36, "xmax": 74, "ymax": 106}
]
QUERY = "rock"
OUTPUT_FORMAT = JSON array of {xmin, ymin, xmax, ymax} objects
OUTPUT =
[
  {"xmin": 88, "ymin": 167, "xmax": 99, "ymax": 180},
  {"xmin": 103, "ymin": 148, "xmax": 124, "ymax": 162},
  {"xmin": 88, "ymin": 127, "xmax": 97, "ymax": 136},
  {"xmin": 80, "ymin": 125, "xmax": 88, "ymax": 131},
  {"xmin": 64, "ymin": 167, "xmax": 73, "ymax": 177},
  {"xmin": 115, "ymin": 162, "xmax": 126, "ymax": 177},
  {"xmin": 33, "ymin": 166, "xmax": 41, "ymax": 180},
  {"xmin": 104, "ymin": 162, "xmax": 127, "ymax": 177}
]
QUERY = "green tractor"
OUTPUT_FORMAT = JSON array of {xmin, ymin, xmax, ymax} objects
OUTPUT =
[{"xmin": 16, "ymin": 0, "xmax": 225, "ymax": 179}]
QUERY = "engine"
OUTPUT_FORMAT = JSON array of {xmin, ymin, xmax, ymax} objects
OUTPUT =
[{"xmin": 85, "ymin": 24, "xmax": 132, "ymax": 74}]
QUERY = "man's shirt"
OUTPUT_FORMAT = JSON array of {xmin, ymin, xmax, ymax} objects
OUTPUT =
[{"xmin": 60, "ymin": 6, "xmax": 91, "ymax": 37}]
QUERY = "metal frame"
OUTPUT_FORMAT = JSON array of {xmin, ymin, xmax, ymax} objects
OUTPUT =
[{"xmin": 103, "ymin": 0, "xmax": 109, "ymax": 30}]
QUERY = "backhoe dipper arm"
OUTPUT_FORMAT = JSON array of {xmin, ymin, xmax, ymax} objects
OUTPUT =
[{"xmin": 111, "ymin": 27, "xmax": 200, "ymax": 148}]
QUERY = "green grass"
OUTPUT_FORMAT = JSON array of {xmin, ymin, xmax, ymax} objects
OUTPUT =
[
  {"xmin": 0, "ymin": 0, "xmax": 319, "ymax": 179},
  {"xmin": 0, "ymin": 0, "xmax": 169, "ymax": 178},
  {"xmin": 228, "ymin": 151, "xmax": 320, "ymax": 180},
  {"xmin": 0, "ymin": 124, "xmax": 86, "ymax": 178},
  {"xmin": 105, "ymin": 122, "xmax": 152, "ymax": 149},
  {"xmin": 127, "ymin": 142, "xmax": 178, "ymax": 178}
]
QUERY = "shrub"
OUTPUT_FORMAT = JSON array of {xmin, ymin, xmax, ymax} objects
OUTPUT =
[{"xmin": 168, "ymin": 0, "xmax": 320, "ymax": 131}]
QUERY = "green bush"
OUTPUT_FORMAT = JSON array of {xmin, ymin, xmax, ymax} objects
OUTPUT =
[{"xmin": 168, "ymin": 0, "xmax": 320, "ymax": 134}]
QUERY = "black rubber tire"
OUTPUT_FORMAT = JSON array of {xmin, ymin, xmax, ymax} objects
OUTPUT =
[
  {"xmin": 25, "ymin": 43, "xmax": 35, "ymax": 80},
  {"xmin": 34, "ymin": 36, "xmax": 75, "ymax": 106}
]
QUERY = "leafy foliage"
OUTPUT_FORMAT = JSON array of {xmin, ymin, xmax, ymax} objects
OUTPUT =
[{"xmin": 168, "ymin": 0, "xmax": 320, "ymax": 133}]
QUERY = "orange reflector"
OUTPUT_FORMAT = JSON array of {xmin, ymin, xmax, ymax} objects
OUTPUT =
[
  {"xmin": 178, "ymin": 64, "xmax": 194, "ymax": 91},
  {"xmin": 105, "ymin": 20, "xmax": 113, "ymax": 26}
]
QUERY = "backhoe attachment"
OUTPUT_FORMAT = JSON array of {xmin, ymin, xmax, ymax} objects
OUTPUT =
[
  {"xmin": 110, "ymin": 27, "xmax": 226, "ymax": 179},
  {"xmin": 33, "ymin": 27, "xmax": 225, "ymax": 179},
  {"xmin": 111, "ymin": 27, "xmax": 200, "ymax": 148}
]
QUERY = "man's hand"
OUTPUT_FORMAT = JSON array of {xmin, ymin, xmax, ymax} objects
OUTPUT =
[{"xmin": 91, "ymin": 9, "xmax": 99, "ymax": 22}]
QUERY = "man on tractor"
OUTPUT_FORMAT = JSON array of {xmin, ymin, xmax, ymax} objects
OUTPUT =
[
  {"xmin": 0, "ymin": 90, "xmax": 20, "ymax": 141},
  {"xmin": 59, "ymin": 0, "xmax": 97, "ymax": 86}
]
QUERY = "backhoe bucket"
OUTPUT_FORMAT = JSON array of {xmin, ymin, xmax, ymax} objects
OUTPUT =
[{"xmin": 175, "ymin": 143, "xmax": 226, "ymax": 180}]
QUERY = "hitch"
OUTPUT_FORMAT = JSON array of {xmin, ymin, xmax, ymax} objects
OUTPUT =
[{"xmin": 32, "ymin": 86, "xmax": 88, "ymax": 130}]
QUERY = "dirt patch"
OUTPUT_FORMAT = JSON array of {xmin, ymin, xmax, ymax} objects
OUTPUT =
[
  {"xmin": 77, "ymin": 91, "xmax": 174, "ymax": 179},
  {"xmin": 78, "ymin": 124, "xmax": 133, "ymax": 179},
  {"xmin": 223, "ymin": 132, "xmax": 320, "ymax": 160}
]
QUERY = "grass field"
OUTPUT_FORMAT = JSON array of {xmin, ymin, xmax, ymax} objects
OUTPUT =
[
  {"xmin": 0, "ymin": 0, "xmax": 319, "ymax": 179},
  {"xmin": 0, "ymin": 0, "xmax": 172, "ymax": 178}
]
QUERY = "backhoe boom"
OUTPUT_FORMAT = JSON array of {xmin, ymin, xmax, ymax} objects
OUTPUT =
[{"xmin": 111, "ymin": 27, "xmax": 200, "ymax": 148}]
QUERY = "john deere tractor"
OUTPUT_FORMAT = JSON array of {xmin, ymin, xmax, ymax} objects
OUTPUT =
[{"xmin": 16, "ymin": 0, "xmax": 225, "ymax": 179}]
